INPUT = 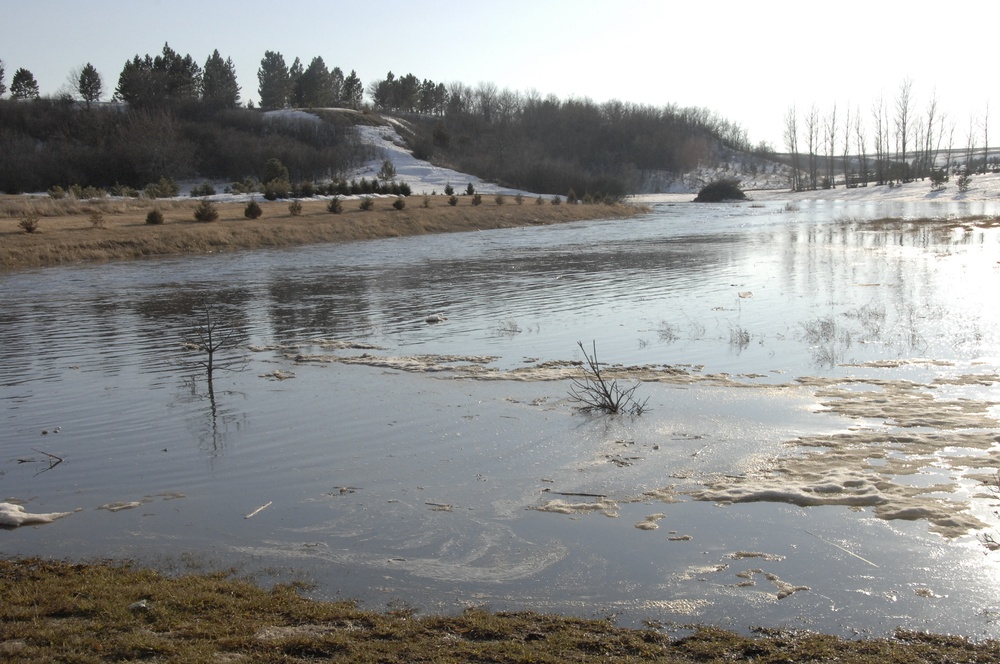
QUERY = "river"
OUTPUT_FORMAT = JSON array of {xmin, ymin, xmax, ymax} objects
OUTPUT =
[{"xmin": 2, "ymin": 198, "xmax": 1000, "ymax": 638}]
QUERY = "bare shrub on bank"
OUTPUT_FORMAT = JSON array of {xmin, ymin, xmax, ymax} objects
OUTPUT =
[
  {"xmin": 18, "ymin": 213, "xmax": 40, "ymax": 233},
  {"xmin": 568, "ymin": 341, "xmax": 648, "ymax": 415},
  {"xmin": 88, "ymin": 209, "xmax": 105, "ymax": 229}
]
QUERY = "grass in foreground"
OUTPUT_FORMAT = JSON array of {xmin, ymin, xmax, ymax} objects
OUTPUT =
[
  {"xmin": 1, "ymin": 558, "xmax": 999, "ymax": 663},
  {"xmin": 0, "ymin": 195, "xmax": 644, "ymax": 271}
]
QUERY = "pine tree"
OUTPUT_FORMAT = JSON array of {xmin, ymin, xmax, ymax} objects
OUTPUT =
[
  {"xmin": 77, "ymin": 63, "xmax": 103, "ymax": 106},
  {"xmin": 258, "ymin": 51, "xmax": 290, "ymax": 110},
  {"xmin": 0, "ymin": 59, "xmax": 6, "ymax": 97},
  {"xmin": 202, "ymin": 49, "xmax": 241, "ymax": 109},
  {"xmin": 342, "ymin": 70, "xmax": 362, "ymax": 109},
  {"xmin": 287, "ymin": 57, "xmax": 303, "ymax": 106},
  {"xmin": 297, "ymin": 56, "xmax": 333, "ymax": 108},
  {"xmin": 10, "ymin": 68, "xmax": 39, "ymax": 100}
]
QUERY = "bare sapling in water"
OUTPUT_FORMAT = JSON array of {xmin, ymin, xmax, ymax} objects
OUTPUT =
[{"xmin": 568, "ymin": 341, "xmax": 648, "ymax": 415}]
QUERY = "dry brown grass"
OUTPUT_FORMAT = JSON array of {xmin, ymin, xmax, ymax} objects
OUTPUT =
[
  {"xmin": 2, "ymin": 557, "xmax": 999, "ymax": 663},
  {"xmin": 0, "ymin": 195, "xmax": 646, "ymax": 271}
]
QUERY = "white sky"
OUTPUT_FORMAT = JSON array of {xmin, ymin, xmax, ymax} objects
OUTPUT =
[{"xmin": 3, "ymin": 0, "xmax": 996, "ymax": 149}]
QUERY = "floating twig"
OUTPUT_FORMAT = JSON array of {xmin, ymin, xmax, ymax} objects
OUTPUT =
[
  {"xmin": 244, "ymin": 501, "xmax": 272, "ymax": 519},
  {"xmin": 542, "ymin": 489, "xmax": 608, "ymax": 499},
  {"xmin": 805, "ymin": 530, "xmax": 879, "ymax": 568}
]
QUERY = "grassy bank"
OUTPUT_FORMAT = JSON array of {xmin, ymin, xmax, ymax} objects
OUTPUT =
[
  {"xmin": 2, "ymin": 558, "xmax": 998, "ymax": 663},
  {"xmin": 0, "ymin": 195, "xmax": 644, "ymax": 271}
]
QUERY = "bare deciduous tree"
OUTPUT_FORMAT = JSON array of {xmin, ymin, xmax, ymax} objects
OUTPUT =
[
  {"xmin": 824, "ymin": 103, "xmax": 837, "ymax": 188},
  {"xmin": 854, "ymin": 108, "xmax": 868, "ymax": 186},
  {"xmin": 806, "ymin": 105, "xmax": 820, "ymax": 190},
  {"xmin": 783, "ymin": 105, "xmax": 801, "ymax": 191},
  {"xmin": 894, "ymin": 78, "xmax": 914, "ymax": 181}
]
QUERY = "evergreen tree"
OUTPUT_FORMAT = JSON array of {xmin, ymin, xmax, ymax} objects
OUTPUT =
[
  {"xmin": 369, "ymin": 71, "xmax": 395, "ymax": 110},
  {"xmin": 154, "ymin": 43, "xmax": 201, "ymax": 100},
  {"xmin": 114, "ymin": 44, "xmax": 200, "ymax": 106},
  {"xmin": 77, "ymin": 62, "xmax": 103, "ymax": 106},
  {"xmin": 202, "ymin": 49, "xmax": 241, "ymax": 109},
  {"xmin": 115, "ymin": 55, "xmax": 156, "ymax": 105},
  {"xmin": 297, "ymin": 56, "xmax": 333, "ymax": 107},
  {"xmin": 329, "ymin": 66, "xmax": 344, "ymax": 104},
  {"xmin": 0, "ymin": 59, "xmax": 6, "ymax": 97},
  {"xmin": 287, "ymin": 57, "xmax": 304, "ymax": 106},
  {"xmin": 10, "ymin": 68, "xmax": 39, "ymax": 100},
  {"xmin": 257, "ymin": 50, "xmax": 290, "ymax": 110},
  {"xmin": 342, "ymin": 70, "xmax": 362, "ymax": 109}
]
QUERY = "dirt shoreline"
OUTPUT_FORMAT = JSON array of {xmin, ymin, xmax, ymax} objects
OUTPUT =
[{"xmin": 0, "ymin": 195, "xmax": 645, "ymax": 271}]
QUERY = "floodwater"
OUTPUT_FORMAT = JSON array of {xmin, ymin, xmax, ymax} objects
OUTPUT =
[{"xmin": 2, "ymin": 198, "xmax": 1000, "ymax": 638}]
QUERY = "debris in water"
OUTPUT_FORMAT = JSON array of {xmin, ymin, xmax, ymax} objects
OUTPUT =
[{"xmin": 0, "ymin": 502, "xmax": 74, "ymax": 527}]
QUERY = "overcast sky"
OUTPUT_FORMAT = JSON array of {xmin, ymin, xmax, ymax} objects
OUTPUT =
[{"xmin": 3, "ymin": 0, "xmax": 995, "ymax": 149}]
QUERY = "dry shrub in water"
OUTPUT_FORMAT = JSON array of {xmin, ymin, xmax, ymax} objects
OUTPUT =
[{"xmin": 568, "ymin": 341, "xmax": 648, "ymax": 415}]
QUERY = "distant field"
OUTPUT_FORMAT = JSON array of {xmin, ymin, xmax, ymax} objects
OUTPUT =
[{"xmin": 0, "ymin": 195, "xmax": 644, "ymax": 271}]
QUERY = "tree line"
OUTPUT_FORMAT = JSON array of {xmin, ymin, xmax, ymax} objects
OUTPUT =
[
  {"xmin": 783, "ymin": 79, "xmax": 994, "ymax": 191},
  {"xmin": 0, "ymin": 47, "xmax": 755, "ymax": 197},
  {"xmin": 387, "ymin": 78, "xmax": 756, "ymax": 197}
]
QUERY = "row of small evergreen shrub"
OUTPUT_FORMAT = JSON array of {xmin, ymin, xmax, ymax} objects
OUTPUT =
[{"xmin": 47, "ymin": 177, "xmax": 178, "ymax": 201}]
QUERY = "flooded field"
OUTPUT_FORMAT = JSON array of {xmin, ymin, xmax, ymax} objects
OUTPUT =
[{"xmin": 2, "ymin": 199, "xmax": 1000, "ymax": 639}]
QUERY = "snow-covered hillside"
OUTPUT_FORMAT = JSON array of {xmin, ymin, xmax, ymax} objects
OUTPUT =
[{"xmin": 198, "ymin": 109, "xmax": 1000, "ymax": 207}]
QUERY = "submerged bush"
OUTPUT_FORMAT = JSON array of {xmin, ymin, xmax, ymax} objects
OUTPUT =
[
  {"xmin": 568, "ymin": 341, "xmax": 648, "ymax": 415},
  {"xmin": 694, "ymin": 179, "xmax": 747, "ymax": 202}
]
